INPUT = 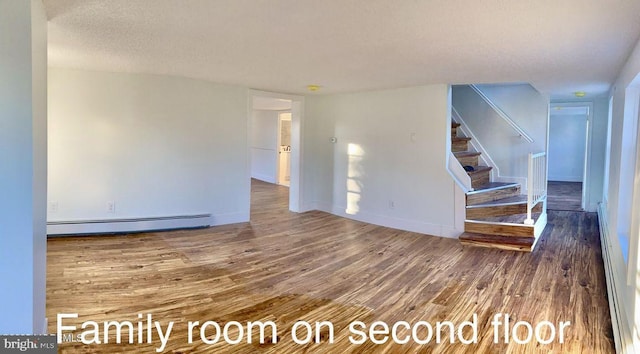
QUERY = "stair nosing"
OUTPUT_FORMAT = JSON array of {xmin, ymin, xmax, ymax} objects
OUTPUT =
[
  {"xmin": 466, "ymin": 200, "xmax": 527, "ymax": 209},
  {"xmin": 459, "ymin": 234, "xmax": 535, "ymax": 245},
  {"xmin": 464, "ymin": 219, "xmax": 535, "ymax": 228},
  {"xmin": 453, "ymin": 151, "xmax": 481, "ymax": 157},
  {"xmin": 466, "ymin": 182, "xmax": 519, "ymax": 195},
  {"xmin": 466, "ymin": 166, "xmax": 492, "ymax": 175}
]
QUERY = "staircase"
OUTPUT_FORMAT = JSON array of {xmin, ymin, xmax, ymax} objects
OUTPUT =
[{"xmin": 451, "ymin": 122, "xmax": 546, "ymax": 252}]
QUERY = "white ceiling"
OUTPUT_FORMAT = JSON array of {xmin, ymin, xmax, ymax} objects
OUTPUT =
[{"xmin": 43, "ymin": 0, "xmax": 640, "ymax": 98}]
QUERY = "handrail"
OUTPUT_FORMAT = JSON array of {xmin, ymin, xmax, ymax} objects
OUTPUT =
[
  {"xmin": 469, "ymin": 84, "xmax": 535, "ymax": 143},
  {"xmin": 525, "ymin": 152, "xmax": 546, "ymax": 225}
]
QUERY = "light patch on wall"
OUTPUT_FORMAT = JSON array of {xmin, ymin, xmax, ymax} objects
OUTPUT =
[{"xmin": 346, "ymin": 143, "xmax": 365, "ymax": 215}]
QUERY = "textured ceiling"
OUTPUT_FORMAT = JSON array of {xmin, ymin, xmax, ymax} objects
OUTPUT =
[{"xmin": 43, "ymin": 0, "xmax": 640, "ymax": 98}]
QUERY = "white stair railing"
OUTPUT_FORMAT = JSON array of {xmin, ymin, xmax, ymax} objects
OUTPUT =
[
  {"xmin": 469, "ymin": 84, "xmax": 535, "ymax": 143},
  {"xmin": 525, "ymin": 152, "xmax": 547, "ymax": 225}
]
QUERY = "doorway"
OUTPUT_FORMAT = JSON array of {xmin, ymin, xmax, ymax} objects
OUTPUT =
[
  {"xmin": 547, "ymin": 102, "xmax": 592, "ymax": 211},
  {"xmin": 248, "ymin": 90, "xmax": 304, "ymax": 213},
  {"xmin": 277, "ymin": 112, "xmax": 292, "ymax": 186}
]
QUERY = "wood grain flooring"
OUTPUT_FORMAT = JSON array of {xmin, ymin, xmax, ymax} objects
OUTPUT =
[
  {"xmin": 547, "ymin": 181, "xmax": 583, "ymax": 211},
  {"xmin": 47, "ymin": 179, "xmax": 614, "ymax": 353}
]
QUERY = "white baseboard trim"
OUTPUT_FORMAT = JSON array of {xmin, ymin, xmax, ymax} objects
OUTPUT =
[
  {"xmin": 251, "ymin": 173, "xmax": 276, "ymax": 184},
  {"xmin": 48, "ymin": 213, "xmax": 214, "ymax": 235},
  {"xmin": 299, "ymin": 202, "xmax": 319, "ymax": 213},
  {"xmin": 210, "ymin": 211, "xmax": 249, "ymax": 226},
  {"xmin": 311, "ymin": 202, "xmax": 460, "ymax": 238},
  {"xmin": 598, "ymin": 203, "xmax": 634, "ymax": 353},
  {"xmin": 548, "ymin": 175, "xmax": 583, "ymax": 182},
  {"xmin": 258, "ymin": 199, "xmax": 462, "ymax": 238}
]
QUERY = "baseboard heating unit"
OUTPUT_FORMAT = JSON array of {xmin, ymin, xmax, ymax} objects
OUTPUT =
[{"xmin": 47, "ymin": 213, "xmax": 211, "ymax": 236}]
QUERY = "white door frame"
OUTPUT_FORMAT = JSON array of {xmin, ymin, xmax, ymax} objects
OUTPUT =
[
  {"xmin": 248, "ymin": 89, "xmax": 304, "ymax": 212},
  {"xmin": 548, "ymin": 101, "xmax": 593, "ymax": 211}
]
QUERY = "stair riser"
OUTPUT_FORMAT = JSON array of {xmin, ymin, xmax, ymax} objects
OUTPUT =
[
  {"xmin": 464, "ymin": 222, "xmax": 535, "ymax": 237},
  {"xmin": 452, "ymin": 140, "xmax": 468, "ymax": 152},
  {"xmin": 467, "ymin": 203, "xmax": 527, "ymax": 219},
  {"xmin": 466, "ymin": 201, "xmax": 542, "ymax": 219},
  {"xmin": 451, "ymin": 127, "xmax": 458, "ymax": 136},
  {"xmin": 470, "ymin": 171, "xmax": 490, "ymax": 189},
  {"xmin": 456, "ymin": 155, "xmax": 479, "ymax": 167},
  {"xmin": 466, "ymin": 186, "xmax": 521, "ymax": 205}
]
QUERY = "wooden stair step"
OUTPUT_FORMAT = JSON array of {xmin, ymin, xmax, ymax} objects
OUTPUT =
[
  {"xmin": 453, "ymin": 151, "xmax": 481, "ymax": 157},
  {"xmin": 464, "ymin": 212, "xmax": 537, "ymax": 237},
  {"xmin": 468, "ymin": 194, "xmax": 527, "ymax": 207},
  {"xmin": 452, "ymin": 136, "xmax": 471, "ymax": 152},
  {"xmin": 466, "ymin": 166, "xmax": 492, "ymax": 188},
  {"xmin": 466, "ymin": 196, "xmax": 543, "ymax": 219},
  {"xmin": 454, "ymin": 151, "xmax": 481, "ymax": 166},
  {"xmin": 466, "ymin": 182, "xmax": 521, "ymax": 206},
  {"xmin": 452, "ymin": 136, "xmax": 471, "ymax": 142},
  {"xmin": 467, "ymin": 202, "xmax": 527, "ymax": 219},
  {"xmin": 459, "ymin": 232, "xmax": 536, "ymax": 252},
  {"xmin": 451, "ymin": 122, "xmax": 461, "ymax": 135},
  {"xmin": 469, "ymin": 212, "xmax": 541, "ymax": 224}
]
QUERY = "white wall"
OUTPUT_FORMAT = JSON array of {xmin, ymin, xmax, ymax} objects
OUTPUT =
[
  {"xmin": 0, "ymin": 0, "xmax": 47, "ymax": 334},
  {"xmin": 250, "ymin": 110, "xmax": 278, "ymax": 183},
  {"xmin": 600, "ymin": 35, "xmax": 640, "ymax": 353},
  {"xmin": 452, "ymin": 84, "xmax": 548, "ymax": 186},
  {"xmin": 304, "ymin": 85, "xmax": 461, "ymax": 237},
  {"xmin": 548, "ymin": 114, "xmax": 587, "ymax": 182},
  {"xmin": 48, "ymin": 68, "xmax": 249, "ymax": 232}
]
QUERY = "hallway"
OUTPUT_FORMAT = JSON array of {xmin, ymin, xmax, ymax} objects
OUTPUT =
[{"xmin": 547, "ymin": 181, "xmax": 583, "ymax": 211}]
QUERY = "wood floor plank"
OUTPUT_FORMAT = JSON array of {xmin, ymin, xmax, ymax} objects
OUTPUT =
[
  {"xmin": 46, "ymin": 179, "xmax": 614, "ymax": 353},
  {"xmin": 548, "ymin": 181, "xmax": 583, "ymax": 211}
]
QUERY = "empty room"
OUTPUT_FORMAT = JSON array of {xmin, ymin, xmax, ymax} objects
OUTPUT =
[{"xmin": 2, "ymin": 1, "xmax": 640, "ymax": 353}]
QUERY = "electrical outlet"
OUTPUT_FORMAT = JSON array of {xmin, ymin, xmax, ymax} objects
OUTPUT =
[
  {"xmin": 107, "ymin": 201, "xmax": 115, "ymax": 213},
  {"xmin": 49, "ymin": 201, "xmax": 58, "ymax": 213},
  {"xmin": 389, "ymin": 200, "xmax": 395, "ymax": 209}
]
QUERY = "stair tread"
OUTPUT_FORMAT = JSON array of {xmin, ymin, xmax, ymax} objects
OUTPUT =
[
  {"xmin": 453, "ymin": 151, "xmax": 481, "ymax": 157},
  {"xmin": 452, "ymin": 136, "xmax": 472, "ymax": 142},
  {"xmin": 467, "ymin": 195, "xmax": 528, "ymax": 208},
  {"xmin": 466, "ymin": 166, "xmax": 492, "ymax": 175},
  {"xmin": 467, "ymin": 182, "xmax": 520, "ymax": 195},
  {"xmin": 452, "ymin": 122, "xmax": 461, "ymax": 128},
  {"xmin": 459, "ymin": 233, "xmax": 534, "ymax": 247},
  {"xmin": 467, "ymin": 212, "xmax": 542, "ymax": 224}
]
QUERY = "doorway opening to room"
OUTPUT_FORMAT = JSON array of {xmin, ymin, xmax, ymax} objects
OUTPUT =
[
  {"xmin": 277, "ymin": 112, "xmax": 292, "ymax": 186},
  {"xmin": 248, "ymin": 91, "xmax": 304, "ymax": 216},
  {"xmin": 547, "ymin": 102, "xmax": 592, "ymax": 211}
]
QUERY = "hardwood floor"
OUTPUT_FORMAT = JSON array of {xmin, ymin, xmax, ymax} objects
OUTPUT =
[
  {"xmin": 547, "ymin": 181, "xmax": 583, "ymax": 211},
  {"xmin": 47, "ymin": 179, "xmax": 613, "ymax": 353}
]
